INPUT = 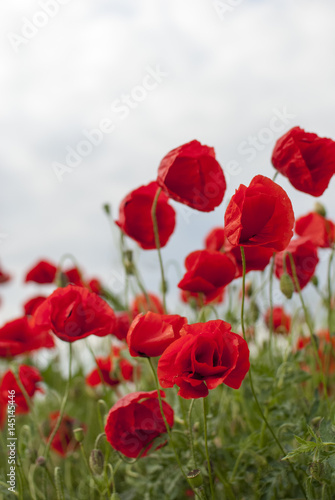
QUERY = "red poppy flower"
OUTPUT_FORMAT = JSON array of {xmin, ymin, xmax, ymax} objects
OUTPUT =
[
  {"xmin": 23, "ymin": 296, "xmax": 47, "ymax": 316},
  {"xmin": 63, "ymin": 267, "xmax": 84, "ymax": 287},
  {"xmin": 297, "ymin": 330, "xmax": 335, "ymax": 376},
  {"xmin": 178, "ymin": 250, "xmax": 236, "ymax": 297},
  {"xmin": 86, "ymin": 348, "xmax": 135, "ymax": 387},
  {"xmin": 88, "ymin": 278, "xmax": 103, "ymax": 295},
  {"xmin": 86, "ymin": 357, "xmax": 120, "ymax": 387},
  {"xmin": 105, "ymin": 390, "xmax": 174, "ymax": 458},
  {"xmin": 224, "ymin": 175, "xmax": 294, "ymax": 251},
  {"xmin": 274, "ymin": 237, "xmax": 319, "ymax": 291},
  {"xmin": 271, "ymin": 127, "xmax": 335, "ymax": 196},
  {"xmin": 115, "ymin": 181, "xmax": 176, "ymax": 250},
  {"xmin": 157, "ymin": 140, "xmax": 226, "ymax": 212},
  {"xmin": 205, "ymin": 227, "xmax": 273, "ymax": 277},
  {"xmin": 127, "ymin": 312, "xmax": 187, "ymax": 358},
  {"xmin": 44, "ymin": 412, "xmax": 84, "ymax": 456},
  {"xmin": 131, "ymin": 293, "xmax": 164, "ymax": 317},
  {"xmin": 295, "ymin": 212, "xmax": 335, "ymax": 249},
  {"xmin": 180, "ymin": 287, "xmax": 225, "ymax": 307},
  {"xmin": 0, "ymin": 265, "xmax": 11, "ymax": 284},
  {"xmin": 158, "ymin": 320, "xmax": 250, "ymax": 399},
  {"xmin": 205, "ymin": 227, "xmax": 226, "ymax": 252},
  {"xmin": 112, "ymin": 311, "xmax": 131, "ymax": 341},
  {"xmin": 0, "ymin": 317, "xmax": 55, "ymax": 358},
  {"xmin": 0, "ymin": 365, "xmax": 43, "ymax": 428},
  {"xmin": 25, "ymin": 260, "xmax": 57, "ymax": 284},
  {"xmin": 264, "ymin": 306, "xmax": 291, "ymax": 334},
  {"xmin": 34, "ymin": 285, "xmax": 116, "ymax": 342}
]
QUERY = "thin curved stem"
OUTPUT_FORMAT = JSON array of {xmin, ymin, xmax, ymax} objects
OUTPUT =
[
  {"xmin": 151, "ymin": 187, "xmax": 167, "ymax": 313},
  {"xmin": 240, "ymin": 247, "xmax": 306, "ymax": 499},
  {"xmin": 203, "ymin": 398, "xmax": 215, "ymax": 500},
  {"xmin": 147, "ymin": 358, "xmax": 203, "ymax": 500},
  {"xmin": 287, "ymin": 252, "xmax": 329, "ymax": 404},
  {"xmin": 45, "ymin": 344, "xmax": 73, "ymax": 460}
]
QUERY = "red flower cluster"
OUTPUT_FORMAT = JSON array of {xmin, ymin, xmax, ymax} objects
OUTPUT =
[
  {"xmin": 24, "ymin": 259, "xmax": 98, "ymax": 288},
  {"xmin": 274, "ymin": 237, "xmax": 319, "ymax": 291},
  {"xmin": 264, "ymin": 307, "xmax": 291, "ymax": 335},
  {"xmin": 44, "ymin": 412, "xmax": 84, "ymax": 456},
  {"xmin": 295, "ymin": 212, "xmax": 335, "ymax": 249},
  {"xmin": 105, "ymin": 390, "xmax": 174, "ymax": 458},
  {"xmin": 131, "ymin": 293, "xmax": 164, "ymax": 317},
  {"xmin": 272, "ymin": 127, "xmax": 335, "ymax": 196},
  {"xmin": 158, "ymin": 320, "xmax": 250, "ymax": 399},
  {"xmin": 205, "ymin": 227, "xmax": 273, "ymax": 278},
  {"xmin": 86, "ymin": 347, "xmax": 135, "ymax": 387},
  {"xmin": 0, "ymin": 365, "xmax": 43, "ymax": 428},
  {"xmin": 0, "ymin": 317, "xmax": 54, "ymax": 357},
  {"xmin": 297, "ymin": 330, "xmax": 335, "ymax": 376},
  {"xmin": 34, "ymin": 285, "xmax": 116, "ymax": 342}
]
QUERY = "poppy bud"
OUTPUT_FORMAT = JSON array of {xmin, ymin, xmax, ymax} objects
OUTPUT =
[
  {"xmin": 54, "ymin": 467, "xmax": 65, "ymax": 500},
  {"xmin": 123, "ymin": 250, "xmax": 135, "ymax": 275},
  {"xmin": 280, "ymin": 273, "xmax": 294, "ymax": 299},
  {"xmin": 103, "ymin": 203, "xmax": 111, "ymax": 215},
  {"xmin": 160, "ymin": 279, "xmax": 168, "ymax": 294},
  {"xmin": 309, "ymin": 462, "xmax": 327, "ymax": 482},
  {"xmin": 56, "ymin": 271, "xmax": 69, "ymax": 288},
  {"xmin": 311, "ymin": 275, "xmax": 318, "ymax": 288},
  {"xmin": 89, "ymin": 449, "xmax": 104, "ymax": 475},
  {"xmin": 314, "ymin": 202, "xmax": 326, "ymax": 217},
  {"xmin": 73, "ymin": 427, "xmax": 85, "ymax": 443},
  {"xmin": 36, "ymin": 456, "xmax": 46, "ymax": 467},
  {"xmin": 187, "ymin": 469, "xmax": 204, "ymax": 489}
]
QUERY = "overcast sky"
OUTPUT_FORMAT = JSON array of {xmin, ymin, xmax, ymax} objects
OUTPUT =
[{"xmin": 1, "ymin": 0, "xmax": 335, "ymax": 323}]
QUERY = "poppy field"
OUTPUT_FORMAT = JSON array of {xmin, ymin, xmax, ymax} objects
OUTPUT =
[{"xmin": 1, "ymin": 128, "xmax": 335, "ymax": 499}]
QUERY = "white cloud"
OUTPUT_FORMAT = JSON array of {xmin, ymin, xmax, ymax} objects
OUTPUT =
[{"xmin": 1, "ymin": 0, "xmax": 335, "ymax": 321}]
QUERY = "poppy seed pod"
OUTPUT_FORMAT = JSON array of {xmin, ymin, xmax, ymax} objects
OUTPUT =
[
  {"xmin": 187, "ymin": 469, "xmax": 204, "ymax": 489},
  {"xmin": 279, "ymin": 273, "xmax": 294, "ymax": 299}
]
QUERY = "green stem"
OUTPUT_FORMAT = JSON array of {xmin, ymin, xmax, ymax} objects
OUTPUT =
[
  {"xmin": 268, "ymin": 254, "xmax": 275, "ymax": 363},
  {"xmin": 79, "ymin": 444, "xmax": 102, "ymax": 493},
  {"xmin": 188, "ymin": 399, "xmax": 197, "ymax": 469},
  {"xmin": 147, "ymin": 358, "xmax": 203, "ymax": 500},
  {"xmin": 287, "ymin": 252, "xmax": 329, "ymax": 403},
  {"xmin": 151, "ymin": 187, "xmax": 167, "ymax": 313},
  {"xmin": 86, "ymin": 341, "xmax": 107, "ymax": 398},
  {"xmin": 133, "ymin": 268, "xmax": 151, "ymax": 308},
  {"xmin": 240, "ymin": 247, "xmax": 306, "ymax": 499},
  {"xmin": 327, "ymin": 246, "xmax": 335, "ymax": 335},
  {"xmin": 45, "ymin": 344, "xmax": 73, "ymax": 460},
  {"xmin": 203, "ymin": 398, "xmax": 215, "ymax": 500}
]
